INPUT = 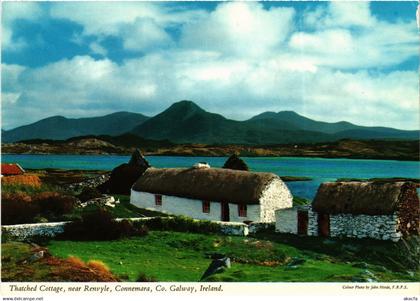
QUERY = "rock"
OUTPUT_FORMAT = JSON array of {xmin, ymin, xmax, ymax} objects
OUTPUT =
[
  {"xmin": 200, "ymin": 257, "xmax": 231, "ymax": 281},
  {"xmin": 23, "ymin": 250, "xmax": 45, "ymax": 264},
  {"xmin": 79, "ymin": 195, "xmax": 116, "ymax": 208},
  {"xmin": 222, "ymin": 154, "xmax": 249, "ymax": 171},
  {"xmin": 98, "ymin": 149, "xmax": 150, "ymax": 195}
]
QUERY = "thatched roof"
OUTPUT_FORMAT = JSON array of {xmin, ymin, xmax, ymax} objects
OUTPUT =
[
  {"xmin": 132, "ymin": 167, "xmax": 282, "ymax": 204},
  {"xmin": 312, "ymin": 181, "xmax": 418, "ymax": 215},
  {"xmin": 223, "ymin": 154, "xmax": 249, "ymax": 171}
]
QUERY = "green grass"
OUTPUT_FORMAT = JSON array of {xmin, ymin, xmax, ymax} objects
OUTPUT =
[
  {"xmin": 46, "ymin": 231, "xmax": 418, "ymax": 282},
  {"xmin": 1, "ymin": 183, "xmax": 60, "ymax": 195},
  {"xmin": 1, "ymin": 242, "xmax": 52, "ymax": 281},
  {"xmin": 292, "ymin": 196, "xmax": 310, "ymax": 206}
]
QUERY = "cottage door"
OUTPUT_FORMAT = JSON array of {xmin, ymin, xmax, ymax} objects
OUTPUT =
[
  {"xmin": 317, "ymin": 213, "xmax": 330, "ymax": 237},
  {"xmin": 221, "ymin": 202, "xmax": 230, "ymax": 222},
  {"xmin": 297, "ymin": 211, "xmax": 308, "ymax": 235}
]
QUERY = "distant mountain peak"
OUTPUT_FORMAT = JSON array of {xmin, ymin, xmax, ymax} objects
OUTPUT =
[
  {"xmin": 163, "ymin": 100, "xmax": 206, "ymax": 117},
  {"xmin": 170, "ymin": 100, "xmax": 202, "ymax": 110}
]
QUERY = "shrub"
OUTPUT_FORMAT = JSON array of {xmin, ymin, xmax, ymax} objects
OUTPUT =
[
  {"xmin": 53, "ymin": 256, "xmax": 120, "ymax": 282},
  {"xmin": 77, "ymin": 187, "xmax": 103, "ymax": 202},
  {"xmin": 1, "ymin": 192, "xmax": 40, "ymax": 225},
  {"xmin": 134, "ymin": 224, "xmax": 149, "ymax": 237},
  {"xmin": 1, "ymin": 175, "xmax": 42, "ymax": 187},
  {"xmin": 87, "ymin": 260, "xmax": 111, "ymax": 273},
  {"xmin": 33, "ymin": 192, "xmax": 77, "ymax": 216},
  {"xmin": 134, "ymin": 216, "xmax": 222, "ymax": 234},
  {"xmin": 61, "ymin": 209, "xmax": 143, "ymax": 241}
]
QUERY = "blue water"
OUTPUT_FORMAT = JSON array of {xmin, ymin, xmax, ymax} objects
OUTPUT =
[{"xmin": 2, "ymin": 154, "xmax": 419, "ymax": 200}]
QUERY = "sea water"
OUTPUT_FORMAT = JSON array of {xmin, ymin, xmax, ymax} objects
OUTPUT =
[{"xmin": 2, "ymin": 154, "xmax": 419, "ymax": 200}]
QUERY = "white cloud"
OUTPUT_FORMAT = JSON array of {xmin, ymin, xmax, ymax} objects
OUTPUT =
[
  {"xmin": 290, "ymin": 2, "xmax": 418, "ymax": 69},
  {"xmin": 120, "ymin": 18, "xmax": 173, "ymax": 51},
  {"xmin": 1, "ymin": 2, "xmax": 43, "ymax": 50},
  {"xmin": 180, "ymin": 2, "xmax": 295, "ymax": 57},
  {"xmin": 89, "ymin": 41, "xmax": 108, "ymax": 57},
  {"xmin": 305, "ymin": 2, "xmax": 374, "ymax": 28},
  {"xmin": 49, "ymin": 2, "xmax": 205, "ymax": 52}
]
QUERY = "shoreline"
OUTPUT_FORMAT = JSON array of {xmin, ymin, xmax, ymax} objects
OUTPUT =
[
  {"xmin": 2, "ymin": 138, "xmax": 419, "ymax": 161},
  {"xmin": 3, "ymin": 152, "xmax": 419, "ymax": 162}
]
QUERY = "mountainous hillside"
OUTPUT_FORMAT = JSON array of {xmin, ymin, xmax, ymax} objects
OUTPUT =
[
  {"xmin": 2, "ymin": 112, "xmax": 149, "ymax": 142},
  {"xmin": 131, "ymin": 101, "xmax": 334, "ymax": 145},
  {"xmin": 2, "ymin": 100, "xmax": 418, "ymax": 145},
  {"xmin": 249, "ymin": 111, "xmax": 357, "ymax": 134},
  {"xmin": 250, "ymin": 111, "xmax": 420, "ymax": 140}
]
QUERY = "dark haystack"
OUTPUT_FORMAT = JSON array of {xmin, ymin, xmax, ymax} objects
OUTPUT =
[
  {"xmin": 132, "ymin": 167, "xmax": 281, "ymax": 204},
  {"xmin": 129, "ymin": 149, "xmax": 150, "ymax": 167},
  {"xmin": 312, "ymin": 181, "xmax": 419, "ymax": 215},
  {"xmin": 222, "ymin": 154, "xmax": 249, "ymax": 171},
  {"xmin": 98, "ymin": 149, "xmax": 150, "ymax": 195}
]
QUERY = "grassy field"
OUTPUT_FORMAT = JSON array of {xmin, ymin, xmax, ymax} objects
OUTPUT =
[{"xmin": 45, "ymin": 231, "xmax": 418, "ymax": 282}]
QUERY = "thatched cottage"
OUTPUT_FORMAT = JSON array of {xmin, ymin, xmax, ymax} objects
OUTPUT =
[
  {"xmin": 131, "ymin": 166, "xmax": 293, "ymax": 222},
  {"xmin": 275, "ymin": 181, "xmax": 419, "ymax": 242}
]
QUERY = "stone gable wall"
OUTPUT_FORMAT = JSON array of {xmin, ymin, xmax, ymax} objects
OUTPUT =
[
  {"xmin": 329, "ymin": 213, "xmax": 401, "ymax": 241},
  {"xmin": 260, "ymin": 180, "xmax": 293, "ymax": 222}
]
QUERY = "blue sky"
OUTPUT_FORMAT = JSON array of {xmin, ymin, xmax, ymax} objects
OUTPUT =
[{"xmin": 2, "ymin": 1, "xmax": 419, "ymax": 130}]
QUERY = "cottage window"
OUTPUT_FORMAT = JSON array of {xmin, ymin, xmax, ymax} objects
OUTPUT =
[
  {"xmin": 238, "ymin": 204, "xmax": 247, "ymax": 217},
  {"xmin": 202, "ymin": 201, "xmax": 210, "ymax": 213},
  {"xmin": 155, "ymin": 194, "xmax": 162, "ymax": 206}
]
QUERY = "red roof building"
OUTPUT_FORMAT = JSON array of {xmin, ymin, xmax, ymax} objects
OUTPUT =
[{"xmin": 1, "ymin": 163, "xmax": 25, "ymax": 176}]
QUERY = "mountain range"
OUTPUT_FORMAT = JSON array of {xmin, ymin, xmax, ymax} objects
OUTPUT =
[{"xmin": 3, "ymin": 100, "xmax": 419, "ymax": 145}]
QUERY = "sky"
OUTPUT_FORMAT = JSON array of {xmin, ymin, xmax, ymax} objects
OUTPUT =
[{"xmin": 1, "ymin": 1, "xmax": 419, "ymax": 130}]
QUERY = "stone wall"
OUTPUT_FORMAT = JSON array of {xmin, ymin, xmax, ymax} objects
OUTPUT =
[
  {"xmin": 2, "ymin": 222, "xmax": 69, "ymax": 241},
  {"xmin": 249, "ymin": 222, "xmax": 275, "ymax": 234},
  {"xmin": 329, "ymin": 213, "xmax": 401, "ymax": 242},
  {"xmin": 275, "ymin": 208, "xmax": 298, "ymax": 234},
  {"xmin": 259, "ymin": 179, "xmax": 293, "ymax": 222},
  {"xmin": 216, "ymin": 221, "xmax": 249, "ymax": 236},
  {"xmin": 307, "ymin": 207, "xmax": 319, "ymax": 236},
  {"xmin": 1, "ymin": 218, "xmax": 270, "ymax": 239}
]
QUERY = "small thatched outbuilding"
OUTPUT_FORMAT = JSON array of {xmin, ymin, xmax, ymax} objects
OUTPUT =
[
  {"xmin": 275, "ymin": 181, "xmax": 419, "ymax": 241},
  {"xmin": 131, "ymin": 166, "xmax": 293, "ymax": 222}
]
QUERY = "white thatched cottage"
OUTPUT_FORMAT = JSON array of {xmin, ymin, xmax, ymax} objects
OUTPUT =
[
  {"xmin": 131, "ymin": 166, "xmax": 292, "ymax": 223},
  {"xmin": 275, "ymin": 181, "xmax": 420, "ymax": 242}
]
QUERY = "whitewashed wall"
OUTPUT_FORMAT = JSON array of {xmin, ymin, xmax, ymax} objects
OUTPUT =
[
  {"xmin": 259, "ymin": 180, "xmax": 293, "ymax": 222},
  {"xmin": 228, "ymin": 203, "xmax": 260, "ymax": 222},
  {"xmin": 275, "ymin": 208, "xmax": 298, "ymax": 234},
  {"xmin": 131, "ymin": 191, "xmax": 222, "ymax": 221}
]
